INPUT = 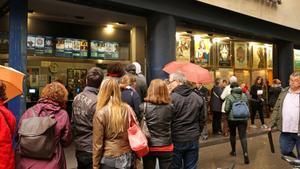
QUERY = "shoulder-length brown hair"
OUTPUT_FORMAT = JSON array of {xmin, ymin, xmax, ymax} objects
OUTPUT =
[
  {"xmin": 144, "ymin": 79, "xmax": 171, "ymax": 104},
  {"xmin": 40, "ymin": 82, "xmax": 68, "ymax": 106}
]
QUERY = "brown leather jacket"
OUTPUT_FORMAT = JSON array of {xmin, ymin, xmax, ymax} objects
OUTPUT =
[{"xmin": 92, "ymin": 104, "xmax": 132, "ymax": 169}]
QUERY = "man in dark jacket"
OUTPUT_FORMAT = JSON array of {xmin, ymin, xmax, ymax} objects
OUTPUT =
[
  {"xmin": 168, "ymin": 72, "xmax": 206, "ymax": 169},
  {"xmin": 72, "ymin": 67, "xmax": 104, "ymax": 169}
]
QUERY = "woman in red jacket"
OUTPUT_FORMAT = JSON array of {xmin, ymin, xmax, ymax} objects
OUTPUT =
[{"xmin": 0, "ymin": 81, "xmax": 16, "ymax": 169}]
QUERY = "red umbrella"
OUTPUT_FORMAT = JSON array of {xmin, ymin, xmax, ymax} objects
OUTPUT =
[{"xmin": 163, "ymin": 61, "xmax": 213, "ymax": 84}]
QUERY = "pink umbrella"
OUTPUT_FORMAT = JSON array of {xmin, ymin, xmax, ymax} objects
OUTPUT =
[
  {"xmin": 162, "ymin": 61, "xmax": 189, "ymax": 74},
  {"xmin": 163, "ymin": 61, "xmax": 213, "ymax": 84}
]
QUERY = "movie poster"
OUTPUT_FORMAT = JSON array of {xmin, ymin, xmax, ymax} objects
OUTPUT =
[
  {"xmin": 90, "ymin": 40, "xmax": 119, "ymax": 59},
  {"xmin": 56, "ymin": 38, "xmax": 65, "ymax": 56},
  {"xmin": 252, "ymin": 45, "xmax": 266, "ymax": 69},
  {"xmin": 234, "ymin": 42, "xmax": 248, "ymax": 69},
  {"xmin": 27, "ymin": 36, "xmax": 36, "ymax": 50},
  {"xmin": 218, "ymin": 42, "xmax": 231, "ymax": 67},
  {"xmin": 294, "ymin": 49, "xmax": 300, "ymax": 70},
  {"xmin": 194, "ymin": 38, "xmax": 211, "ymax": 66},
  {"xmin": 27, "ymin": 35, "xmax": 53, "ymax": 56},
  {"xmin": 266, "ymin": 45, "xmax": 273, "ymax": 69},
  {"xmin": 80, "ymin": 40, "xmax": 88, "ymax": 57},
  {"xmin": 35, "ymin": 36, "xmax": 45, "ymax": 55},
  {"xmin": 35, "ymin": 37, "xmax": 45, "ymax": 48},
  {"xmin": 64, "ymin": 39, "xmax": 73, "ymax": 57},
  {"xmin": 44, "ymin": 36, "xmax": 53, "ymax": 55},
  {"xmin": 176, "ymin": 36, "xmax": 191, "ymax": 61}
]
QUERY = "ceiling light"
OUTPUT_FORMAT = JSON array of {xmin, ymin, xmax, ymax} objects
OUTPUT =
[{"xmin": 104, "ymin": 24, "xmax": 114, "ymax": 33}]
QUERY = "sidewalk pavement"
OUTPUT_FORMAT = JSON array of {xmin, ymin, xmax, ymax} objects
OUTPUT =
[{"xmin": 65, "ymin": 118, "xmax": 276, "ymax": 169}]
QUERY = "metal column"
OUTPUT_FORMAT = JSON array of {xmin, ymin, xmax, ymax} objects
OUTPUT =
[{"xmin": 8, "ymin": 0, "xmax": 28, "ymax": 121}]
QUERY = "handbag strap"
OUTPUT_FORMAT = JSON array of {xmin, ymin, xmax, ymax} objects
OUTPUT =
[{"xmin": 127, "ymin": 105, "xmax": 137, "ymax": 127}]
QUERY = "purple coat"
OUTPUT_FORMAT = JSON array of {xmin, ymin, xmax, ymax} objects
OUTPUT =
[{"xmin": 16, "ymin": 99, "xmax": 72, "ymax": 169}]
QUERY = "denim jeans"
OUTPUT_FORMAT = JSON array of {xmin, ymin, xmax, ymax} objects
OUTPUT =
[
  {"xmin": 280, "ymin": 132, "xmax": 300, "ymax": 158},
  {"xmin": 76, "ymin": 150, "xmax": 92, "ymax": 169},
  {"xmin": 172, "ymin": 140, "xmax": 199, "ymax": 169}
]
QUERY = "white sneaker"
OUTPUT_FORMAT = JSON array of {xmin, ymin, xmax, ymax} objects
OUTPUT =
[
  {"xmin": 261, "ymin": 124, "xmax": 268, "ymax": 129},
  {"xmin": 250, "ymin": 125, "xmax": 257, "ymax": 129}
]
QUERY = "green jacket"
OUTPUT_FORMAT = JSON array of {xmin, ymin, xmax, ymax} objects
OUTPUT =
[
  {"xmin": 269, "ymin": 87, "xmax": 300, "ymax": 134},
  {"xmin": 225, "ymin": 87, "xmax": 249, "ymax": 121}
]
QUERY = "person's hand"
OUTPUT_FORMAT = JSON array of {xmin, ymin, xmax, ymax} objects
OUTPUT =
[{"xmin": 266, "ymin": 127, "xmax": 272, "ymax": 132}]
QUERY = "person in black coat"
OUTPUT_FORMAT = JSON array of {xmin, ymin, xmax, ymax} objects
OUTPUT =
[
  {"xmin": 250, "ymin": 76, "xmax": 267, "ymax": 129},
  {"xmin": 119, "ymin": 74, "xmax": 141, "ymax": 120},
  {"xmin": 210, "ymin": 78, "xmax": 224, "ymax": 135}
]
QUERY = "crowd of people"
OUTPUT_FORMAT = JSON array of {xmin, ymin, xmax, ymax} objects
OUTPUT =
[{"xmin": 2, "ymin": 61, "xmax": 300, "ymax": 169}]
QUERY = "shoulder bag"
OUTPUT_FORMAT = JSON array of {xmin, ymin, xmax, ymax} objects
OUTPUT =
[{"xmin": 127, "ymin": 105, "xmax": 149, "ymax": 157}]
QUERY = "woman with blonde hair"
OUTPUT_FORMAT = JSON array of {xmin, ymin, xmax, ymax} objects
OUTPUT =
[
  {"xmin": 93, "ymin": 78, "xmax": 134, "ymax": 169},
  {"xmin": 140, "ymin": 79, "xmax": 175, "ymax": 169},
  {"xmin": 16, "ymin": 82, "xmax": 72, "ymax": 169},
  {"xmin": 119, "ymin": 74, "xmax": 141, "ymax": 120}
]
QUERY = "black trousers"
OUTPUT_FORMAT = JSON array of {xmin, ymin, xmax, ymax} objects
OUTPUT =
[
  {"xmin": 212, "ymin": 111, "xmax": 222, "ymax": 134},
  {"xmin": 143, "ymin": 151, "xmax": 173, "ymax": 169},
  {"xmin": 250, "ymin": 102, "xmax": 265, "ymax": 125},
  {"xmin": 228, "ymin": 120, "xmax": 248, "ymax": 155},
  {"xmin": 76, "ymin": 150, "xmax": 92, "ymax": 169}
]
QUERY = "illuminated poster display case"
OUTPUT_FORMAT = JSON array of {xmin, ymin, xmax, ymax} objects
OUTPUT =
[{"xmin": 177, "ymin": 31, "xmax": 273, "ymax": 86}]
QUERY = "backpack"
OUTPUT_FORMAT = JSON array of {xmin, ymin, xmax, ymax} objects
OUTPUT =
[
  {"xmin": 18, "ymin": 107, "xmax": 57, "ymax": 159},
  {"xmin": 231, "ymin": 96, "xmax": 250, "ymax": 119}
]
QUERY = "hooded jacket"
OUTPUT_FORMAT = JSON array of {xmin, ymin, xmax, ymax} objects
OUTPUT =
[
  {"xmin": 72, "ymin": 86, "xmax": 98, "ymax": 153},
  {"xmin": 171, "ymin": 84, "xmax": 206, "ymax": 142},
  {"xmin": 0, "ymin": 103, "xmax": 16, "ymax": 169},
  {"xmin": 225, "ymin": 87, "xmax": 249, "ymax": 121},
  {"xmin": 16, "ymin": 99, "xmax": 72, "ymax": 169}
]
